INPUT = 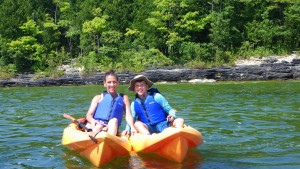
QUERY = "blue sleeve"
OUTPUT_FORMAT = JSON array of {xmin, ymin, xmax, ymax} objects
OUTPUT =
[
  {"xmin": 125, "ymin": 102, "xmax": 136, "ymax": 131},
  {"xmin": 154, "ymin": 93, "xmax": 176, "ymax": 118}
]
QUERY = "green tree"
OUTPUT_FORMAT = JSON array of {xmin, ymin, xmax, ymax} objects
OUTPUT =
[
  {"xmin": 101, "ymin": 0, "xmax": 136, "ymax": 32},
  {"xmin": 54, "ymin": 0, "xmax": 79, "ymax": 58},
  {"xmin": 0, "ymin": 0, "xmax": 31, "ymax": 39},
  {"xmin": 0, "ymin": 0, "xmax": 299, "ymax": 76},
  {"xmin": 146, "ymin": 0, "xmax": 211, "ymax": 63},
  {"xmin": 81, "ymin": 7, "xmax": 108, "ymax": 55},
  {"xmin": 283, "ymin": 1, "xmax": 300, "ymax": 50},
  {"xmin": 7, "ymin": 20, "xmax": 45, "ymax": 72},
  {"xmin": 42, "ymin": 14, "xmax": 60, "ymax": 53}
]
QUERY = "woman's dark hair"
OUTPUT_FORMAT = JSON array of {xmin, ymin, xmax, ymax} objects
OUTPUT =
[{"xmin": 104, "ymin": 69, "xmax": 119, "ymax": 82}]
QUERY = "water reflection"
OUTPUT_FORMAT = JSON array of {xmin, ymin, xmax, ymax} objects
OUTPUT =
[
  {"xmin": 62, "ymin": 147, "xmax": 204, "ymax": 168},
  {"xmin": 128, "ymin": 150, "xmax": 204, "ymax": 169}
]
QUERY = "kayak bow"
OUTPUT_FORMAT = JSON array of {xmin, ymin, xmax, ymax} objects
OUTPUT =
[{"xmin": 129, "ymin": 126, "xmax": 203, "ymax": 162}]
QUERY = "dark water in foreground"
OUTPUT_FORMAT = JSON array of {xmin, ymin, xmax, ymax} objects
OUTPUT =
[{"xmin": 0, "ymin": 81, "xmax": 299, "ymax": 169}]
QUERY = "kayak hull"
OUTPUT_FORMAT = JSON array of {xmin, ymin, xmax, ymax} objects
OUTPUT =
[
  {"xmin": 62, "ymin": 123, "xmax": 131, "ymax": 167},
  {"xmin": 129, "ymin": 126, "xmax": 203, "ymax": 162}
]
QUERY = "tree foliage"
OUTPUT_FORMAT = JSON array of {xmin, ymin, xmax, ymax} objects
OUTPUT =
[{"xmin": 0, "ymin": 0, "xmax": 299, "ymax": 76}]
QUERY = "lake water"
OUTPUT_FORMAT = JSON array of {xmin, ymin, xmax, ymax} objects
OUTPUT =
[{"xmin": 1, "ymin": 81, "xmax": 299, "ymax": 169}]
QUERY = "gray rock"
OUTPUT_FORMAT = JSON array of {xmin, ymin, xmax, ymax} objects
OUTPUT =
[{"xmin": 1, "ymin": 60, "xmax": 300, "ymax": 87}]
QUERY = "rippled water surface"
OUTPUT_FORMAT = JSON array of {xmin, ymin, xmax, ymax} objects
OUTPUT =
[{"xmin": 1, "ymin": 81, "xmax": 299, "ymax": 168}]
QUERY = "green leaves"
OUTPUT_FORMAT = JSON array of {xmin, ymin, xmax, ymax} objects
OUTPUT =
[
  {"xmin": 82, "ymin": 16, "xmax": 108, "ymax": 34},
  {"xmin": 0, "ymin": 0, "xmax": 298, "ymax": 76},
  {"xmin": 20, "ymin": 20, "xmax": 43, "ymax": 37},
  {"xmin": 7, "ymin": 36, "xmax": 45, "ymax": 72}
]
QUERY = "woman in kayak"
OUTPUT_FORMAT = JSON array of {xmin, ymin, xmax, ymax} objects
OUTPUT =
[
  {"xmin": 125, "ymin": 75, "xmax": 184, "ymax": 135},
  {"xmin": 85, "ymin": 69, "xmax": 137, "ymax": 136}
]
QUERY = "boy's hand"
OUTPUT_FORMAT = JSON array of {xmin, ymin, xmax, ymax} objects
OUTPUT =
[{"xmin": 167, "ymin": 115, "xmax": 175, "ymax": 122}]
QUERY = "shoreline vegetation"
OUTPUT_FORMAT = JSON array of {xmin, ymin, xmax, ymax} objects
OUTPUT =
[
  {"xmin": 1, "ymin": 1, "xmax": 299, "ymax": 84},
  {"xmin": 1, "ymin": 54, "xmax": 299, "ymax": 87}
]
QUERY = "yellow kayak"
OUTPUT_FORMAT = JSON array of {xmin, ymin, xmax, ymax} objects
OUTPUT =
[
  {"xmin": 61, "ymin": 123, "xmax": 131, "ymax": 167},
  {"xmin": 129, "ymin": 126, "xmax": 203, "ymax": 162}
]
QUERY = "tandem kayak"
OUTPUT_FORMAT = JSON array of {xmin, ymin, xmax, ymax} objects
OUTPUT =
[
  {"xmin": 61, "ymin": 123, "xmax": 131, "ymax": 167},
  {"xmin": 129, "ymin": 125, "xmax": 203, "ymax": 162}
]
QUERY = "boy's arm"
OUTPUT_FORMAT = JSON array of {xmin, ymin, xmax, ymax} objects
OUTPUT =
[{"xmin": 154, "ymin": 93, "xmax": 177, "ymax": 118}]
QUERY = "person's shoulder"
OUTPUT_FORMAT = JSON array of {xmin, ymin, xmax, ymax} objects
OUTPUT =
[
  {"xmin": 121, "ymin": 93, "xmax": 128, "ymax": 98},
  {"xmin": 154, "ymin": 92, "xmax": 163, "ymax": 97},
  {"xmin": 92, "ymin": 94, "xmax": 102, "ymax": 102},
  {"xmin": 121, "ymin": 94, "xmax": 131, "ymax": 102},
  {"xmin": 96, "ymin": 93, "xmax": 104, "ymax": 99},
  {"xmin": 153, "ymin": 92, "xmax": 166, "ymax": 101}
]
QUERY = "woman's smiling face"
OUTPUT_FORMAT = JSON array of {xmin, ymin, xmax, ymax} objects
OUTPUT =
[{"xmin": 104, "ymin": 75, "xmax": 119, "ymax": 94}]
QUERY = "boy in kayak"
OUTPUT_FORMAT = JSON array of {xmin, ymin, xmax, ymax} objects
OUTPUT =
[
  {"xmin": 85, "ymin": 69, "xmax": 137, "ymax": 136},
  {"xmin": 124, "ymin": 75, "xmax": 184, "ymax": 135}
]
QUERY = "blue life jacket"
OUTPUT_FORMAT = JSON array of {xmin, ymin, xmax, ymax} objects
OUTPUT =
[
  {"xmin": 93, "ymin": 91, "xmax": 124, "ymax": 126},
  {"xmin": 134, "ymin": 88, "xmax": 167, "ymax": 125}
]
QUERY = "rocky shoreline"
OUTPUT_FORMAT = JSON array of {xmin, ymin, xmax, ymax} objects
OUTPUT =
[{"xmin": 1, "ymin": 55, "xmax": 300, "ymax": 87}]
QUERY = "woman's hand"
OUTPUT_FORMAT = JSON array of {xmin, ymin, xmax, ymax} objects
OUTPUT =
[{"xmin": 90, "ymin": 119, "xmax": 97, "ymax": 128}]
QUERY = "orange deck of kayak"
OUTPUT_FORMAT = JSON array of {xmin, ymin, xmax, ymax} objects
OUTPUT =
[
  {"xmin": 129, "ymin": 126, "xmax": 203, "ymax": 162},
  {"xmin": 61, "ymin": 123, "xmax": 131, "ymax": 167}
]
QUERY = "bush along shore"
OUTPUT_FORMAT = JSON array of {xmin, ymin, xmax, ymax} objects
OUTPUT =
[{"xmin": 1, "ymin": 55, "xmax": 300, "ymax": 87}]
